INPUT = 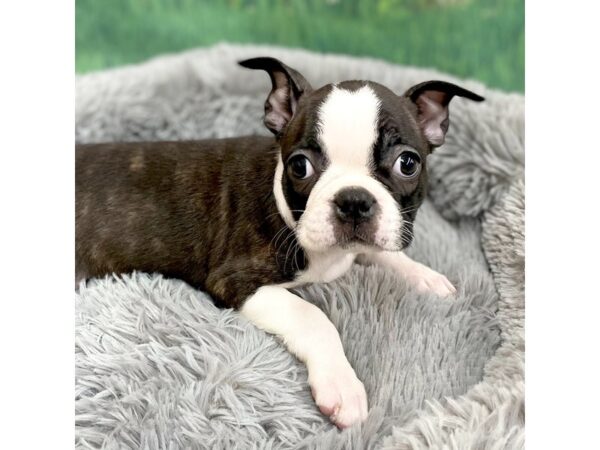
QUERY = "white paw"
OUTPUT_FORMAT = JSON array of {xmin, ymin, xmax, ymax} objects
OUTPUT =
[
  {"xmin": 405, "ymin": 263, "xmax": 457, "ymax": 298},
  {"xmin": 308, "ymin": 360, "xmax": 368, "ymax": 429}
]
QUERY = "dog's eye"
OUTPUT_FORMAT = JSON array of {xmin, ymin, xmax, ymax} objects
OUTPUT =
[
  {"xmin": 393, "ymin": 151, "xmax": 421, "ymax": 178},
  {"xmin": 288, "ymin": 155, "xmax": 315, "ymax": 180}
]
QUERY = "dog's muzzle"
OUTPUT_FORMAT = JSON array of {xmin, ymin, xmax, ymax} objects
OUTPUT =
[{"xmin": 332, "ymin": 187, "xmax": 380, "ymax": 246}]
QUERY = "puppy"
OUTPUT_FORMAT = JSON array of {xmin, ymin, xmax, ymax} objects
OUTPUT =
[{"xmin": 76, "ymin": 57, "xmax": 483, "ymax": 428}]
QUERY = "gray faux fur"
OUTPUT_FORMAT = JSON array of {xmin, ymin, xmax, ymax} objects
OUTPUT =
[{"xmin": 75, "ymin": 44, "xmax": 524, "ymax": 449}]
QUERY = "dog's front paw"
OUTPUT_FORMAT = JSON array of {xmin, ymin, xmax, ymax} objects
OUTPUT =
[
  {"xmin": 308, "ymin": 360, "xmax": 368, "ymax": 429},
  {"xmin": 404, "ymin": 262, "xmax": 457, "ymax": 298}
]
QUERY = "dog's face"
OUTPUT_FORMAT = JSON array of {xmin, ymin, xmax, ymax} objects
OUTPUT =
[{"xmin": 240, "ymin": 58, "xmax": 483, "ymax": 254}]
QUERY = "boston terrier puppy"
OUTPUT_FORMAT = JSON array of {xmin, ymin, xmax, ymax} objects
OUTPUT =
[{"xmin": 76, "ymin": 57, "xmax": 483, "ymax": 428}]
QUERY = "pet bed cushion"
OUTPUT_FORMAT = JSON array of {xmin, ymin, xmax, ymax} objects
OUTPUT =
[{"xmin": 75, "ymin": 43, "xmax": 524, "ymax": 449}]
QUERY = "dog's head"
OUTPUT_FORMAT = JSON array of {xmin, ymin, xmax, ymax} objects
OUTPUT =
[{"xmin": 240, "ymin": 57, "xmax": 483, "ymax": 254}]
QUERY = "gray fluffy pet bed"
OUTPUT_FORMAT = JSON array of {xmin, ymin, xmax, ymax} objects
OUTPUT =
[{"xmin": 75, "ymin": 43, "xmax": 524, "ymax": 449}]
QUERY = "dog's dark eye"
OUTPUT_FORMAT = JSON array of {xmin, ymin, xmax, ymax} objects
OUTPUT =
[
  {"xmin": 393, "ymin": 151, "xmax": 421, "ymax": 178},
  {"xmin": 288, "ymin": 155, "xmax": 315, "ymax": 180}
]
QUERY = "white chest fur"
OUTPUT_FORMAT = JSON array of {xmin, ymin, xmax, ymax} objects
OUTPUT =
[{"xmin": 293, "ymin": 249, "xmax": 357, "ymax": 286}]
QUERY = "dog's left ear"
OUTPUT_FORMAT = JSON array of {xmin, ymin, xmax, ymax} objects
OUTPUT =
[
  {"xmin": 239, "ymin": 57, "xmax": 313, "ymax": 136},
  {"xmin": 404, "ymin": 81, "xmax": 484, "ymax": 148}
]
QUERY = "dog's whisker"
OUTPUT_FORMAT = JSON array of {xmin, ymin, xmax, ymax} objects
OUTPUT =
[
  {"xmin": 283, "ymin": 236, "xmax": 297, "ymax": 273},
  {"xmin": 398, "ymin": 206, "xmax": 420, "ymax": 215},
  {"xmin": 293, "ymin": 241, "xmax": 303, "ymax": 274},
  {"xmin": 269, "ymin": 226, "xmax": 289, "ymax": 252},
  {"xmin": 284, "ymin": 232, "xmax": 303, "ymax": 273},
  {"xmin": 269, "ymin": 227, "xmax": 289, "ymax": 267},
  {"xmin": 277, "ymin": 230, "xmax": 298, "ymax": 267}
]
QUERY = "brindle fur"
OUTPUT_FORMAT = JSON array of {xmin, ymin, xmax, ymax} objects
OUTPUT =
[{"xmin": 76, "ymin": 137, "xmax": 305, "ymax": 308}]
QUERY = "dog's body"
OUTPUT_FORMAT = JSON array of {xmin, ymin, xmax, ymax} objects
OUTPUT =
[
  {"xmin": 76, "ymin": 57, "xmax": 483, "ymax": 428},
  {"xmin": 77, "ymin": 137, "xmax": 300, "ymax": 308}
]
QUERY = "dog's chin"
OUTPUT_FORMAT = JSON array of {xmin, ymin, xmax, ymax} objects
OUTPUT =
[
  {"xmin": 341, "ymin": 232, "xmax": 412, "ymax": 254},
  {"xmin": 296, "ymin": 227, "xmax": 405, "ymax": 254},
  {"xmin": 300, "ymin": 239, "xmax": 402, "ymax": 256},
  {"xmin": 337, "ymin": 234, "xmax": 380, "ymax": 252},
  {"xmin": 339, "ymin": 242, "xmax": 377, "ymax": 255},
  {"xmin": 299, "ymin": 236, "xmax": 380, "ymax": 255}
]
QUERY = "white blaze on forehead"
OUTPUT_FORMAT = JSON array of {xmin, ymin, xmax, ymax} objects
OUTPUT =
[{"xmin": 317, "ymin": 85, "xmax": 381, "ymax": 170}]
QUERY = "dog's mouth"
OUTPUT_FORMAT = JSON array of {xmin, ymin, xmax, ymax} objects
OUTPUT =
[{"xmin": 335, "ymin": 224, "xmax": 379, "ymax": 249}]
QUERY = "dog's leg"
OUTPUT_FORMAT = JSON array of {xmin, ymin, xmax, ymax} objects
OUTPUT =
[
  {"xmin": 240, "ymin": 285, "xmax": 368, "ymax": 428},
  {"xmin": 358, "ymin": 251, "xmax": 456, "ymax": 297}
]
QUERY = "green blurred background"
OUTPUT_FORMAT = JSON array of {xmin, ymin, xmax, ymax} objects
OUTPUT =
[{"xmin": 76, "ymin": 0, "xmax": 524, "ymax": 92}]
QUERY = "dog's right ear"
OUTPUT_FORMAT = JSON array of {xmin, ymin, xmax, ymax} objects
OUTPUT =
[{"xmin": 239, "ymin": 57, "xmax": 313, "ymax": 136}]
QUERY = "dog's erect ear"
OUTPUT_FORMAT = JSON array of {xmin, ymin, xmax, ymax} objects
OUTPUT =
[
  {"xmin": 239, "ymin": 57, "xmax": 313, "ymax": 136},
  {"xmin": 404, "ymin": 81, "xmax": 484, "ymax": 148}
]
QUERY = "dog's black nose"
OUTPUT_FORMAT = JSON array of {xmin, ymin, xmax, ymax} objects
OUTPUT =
[{"xmin": 334, "ymin": 187, "xmax": 377, "ymax": 224}]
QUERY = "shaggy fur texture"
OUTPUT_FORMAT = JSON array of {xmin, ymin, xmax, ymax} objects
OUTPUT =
[
  {"xmin": 380, "ymin": 178, "xmax": 525, "ymax": 450},
  {"xmin": 75, "ymin": 44, "xmax": 524, "ymax": 449}
]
